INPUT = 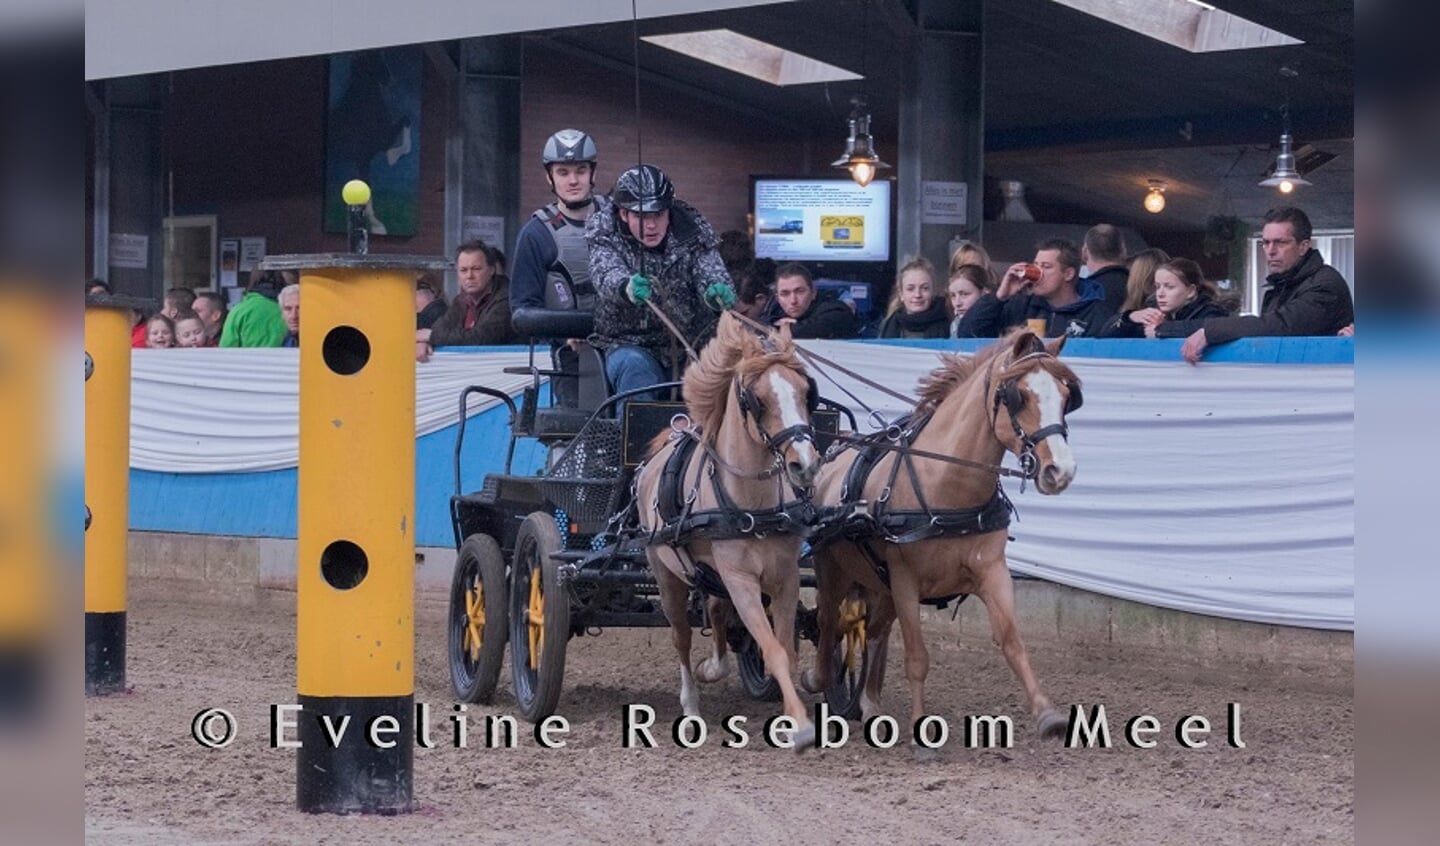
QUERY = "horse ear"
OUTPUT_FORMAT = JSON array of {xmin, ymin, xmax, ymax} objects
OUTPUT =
[
  {"xmin": 1044, "ymin": 335, "xmax": 1067, "ymax": 357},
  {"xmin": 774, "ymin": 319, "xmax": 794, "ymax": 345},
  {"xmin": 1010, "ymin": 329, "xmax": 1042, "ymax": 359}
]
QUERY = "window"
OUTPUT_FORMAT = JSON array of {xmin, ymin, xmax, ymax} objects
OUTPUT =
[{"xmin": 1245, "ymin": 230, "xmax": 1354, "ymax": 315}]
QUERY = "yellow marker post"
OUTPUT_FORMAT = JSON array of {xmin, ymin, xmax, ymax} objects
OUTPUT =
[
  {"xmin": 268, "ymin": 249, "xmax": 447, "ymax": 815},
  {"xmin": 84, "ymin": 293, "xmax": 151, "ymax": 695}
]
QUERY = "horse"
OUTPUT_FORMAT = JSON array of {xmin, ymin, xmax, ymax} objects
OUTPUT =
[
  {"xmin": 633, "ymin": 311, "xmax": 822, "ymax": 745},
  {"xmin": 803, "ymin": 329, "xmax": 1083, "ymax": 751}
]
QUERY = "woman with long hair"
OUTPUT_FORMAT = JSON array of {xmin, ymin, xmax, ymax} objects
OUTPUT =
[
  {"xmin": 879, "ymin": 257, "xmax": 950, "ymax": 339},
  {"xmin": 945, "ymin": 263, "xmax": 996, "ymax": 338},
  {"xmin": 1105, "ymin": 257, "xmax": 1230, "ymax": 338}
]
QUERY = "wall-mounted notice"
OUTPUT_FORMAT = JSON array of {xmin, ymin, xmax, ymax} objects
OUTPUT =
[
  {"xmin": 219, "ymin": 238, "xmax": 240, "ymax": 288},
  {"xmin": 462, "ymin": 215, "xmax": 506, "ymax": 251},
  {"xmin": 109, "ymin": 233, "xmax": 149, "ymax": 269},
  {"xmin": 239, "ymin": 237, "xmax": 267, "ymax": 271},
  {"xmin": 920, "ymin": 181, "xmax": 968, "ymax": 226}
]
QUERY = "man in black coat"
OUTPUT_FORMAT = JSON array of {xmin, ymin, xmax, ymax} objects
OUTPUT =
[
  {"xmin": 769, "ymin": 262, "xmax": 855, "ymax": 339},
  {"xmin": 1082, "ymin": 223, "xmax": 1129, "ymax": 315},
  {"xmin": 1174, "ymin": 207, "xmax": 1355, "ymax": 364}
]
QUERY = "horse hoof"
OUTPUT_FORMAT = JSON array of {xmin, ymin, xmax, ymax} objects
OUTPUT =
[
  {"xmin": 800, "ymin": 669, "xmax": 822, "ymax": 694},
  {"xmin": 790, "ymin": 723, "xmax": 817, "ymax": 752},
  {"xmin": 1037, "ymin": 708, "xmax": 1068, "ymax": 740},
  {"xmin": 696, "ymin": 656, "xmax": 730, "ymax": 684},
  {"xmin": 911, "ymin": 743, "xmax": 942, "ymax": 763}
]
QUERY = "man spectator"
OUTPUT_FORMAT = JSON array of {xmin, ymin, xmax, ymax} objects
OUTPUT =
[
  {"xmin": 279, "ymin": 284, "xmax": 300, "ymax": 348},
  {"xmin": 587, "ymin": 163, "xmax": 733, "ymax": 400},
  {"xmin": 769, "ymin": 262, "xmax": 855, "ymax": 339},
  {"xmin": 160, "ymin": 287, "xmax": 196, "ymax": 320},
  {"xmin": 192, "ymin": 291, "xmax": 227, "ymax": 347},
  {"xmin": 955, "ymin": 238, "xmax": 1114, "ymax": 338},
  {"xmin": 510, "ymin": 129, "xmax": 601, "ymax": 404},
  {"xmin": 1173, "ymin": 206, "xmax": 1355, "ymax": 363},
  {"xmin": 219, "ymin": 270, "xmax": 288, "ymax": 348},
  {"xmin": 415, "ymin": 275, "xmax": 447, "ymax": 330},
  {"xmin": 417, "ymin": 240, "xmax": 515, "ymax": 359},
  {"xmin": 1082, "ymin": 224, "xmax": 1129, "ymax": 314}
]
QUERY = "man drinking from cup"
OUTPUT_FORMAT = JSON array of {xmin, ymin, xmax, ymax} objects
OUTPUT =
[{"xmin": 953, "ymin": 238, "xmax": 1115, "ymax": 338}]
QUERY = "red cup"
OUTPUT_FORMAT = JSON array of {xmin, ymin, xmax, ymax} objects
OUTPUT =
[{"xmin": 1020, "ymin": 263, "xmax": 1042, "ymax": 282}]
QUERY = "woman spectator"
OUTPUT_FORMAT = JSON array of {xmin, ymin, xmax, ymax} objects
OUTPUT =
[
  {"xmin": 946, "ymin": 263, "xmax": 996, "ymax": 338},
  {"xmin": 1101, "ymin": 247, "xmax": 1170, "ymax": 337},
  {"xmin": 879, "ymin": 257, "xmax": 950, "ymax": 339},
  {"xmin": 947, "ymin": 240, "xmax": 995, "ymax": 284},
  {"xmin": 1105, "ymin": 258, "xmax": 1230, "ymax": 338},
  {"xmin": 144, "ymin": 314, "xmax": 176, "ymax": 348}
]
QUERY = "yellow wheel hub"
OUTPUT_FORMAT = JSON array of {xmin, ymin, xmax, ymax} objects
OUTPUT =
[
  {"xmin": 463, "ymin": 576, "xmax": 485, "ymax": 663},
  {"xmin": 839, "ymin": 598, "xmax": 867, "ymax": 673},
  {"xmin": 527, "ymin": 564, "xmax": 544, "ymax": 671}
]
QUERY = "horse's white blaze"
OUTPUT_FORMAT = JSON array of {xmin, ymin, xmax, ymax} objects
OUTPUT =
[
  {"xmin": 1022, "ymin": 371, "xmax": 1076, "ymax": 482},
  {"xmin": 768, "ymin": 370, "xmax": 820, "ymax": 470}
]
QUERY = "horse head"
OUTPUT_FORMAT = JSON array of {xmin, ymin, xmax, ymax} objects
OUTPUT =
[
  {"xmin": 988, "ymin": 332, "xmax": 1081, "ymax": 495},
  {"xmin": 732, "ymin": 321, "xmax": 822, "ymax": 489}
]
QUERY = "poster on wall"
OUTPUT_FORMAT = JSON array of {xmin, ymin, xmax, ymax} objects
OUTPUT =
[
  {"xmin": 462, "ymin": 215, "xmax": 505, "ymax": 251},
  {"xmin": 109, "ymin": 233, "xmax": 149, "ymax": 269},
  {"xmin": 219, "ymin": 238, "xmax": 240, "ymax": 288},
  {"xmin": 239, "ymin": 237, "xmax": 266, "ymax": 271},
  {"xmin": 323, "ymin": 47, "xmax": 422, "ymax": 237}
]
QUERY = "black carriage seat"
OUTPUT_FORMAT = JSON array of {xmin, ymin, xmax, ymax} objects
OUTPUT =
[{"xmin": 510, "ymin": 307, "xmax": 612, "ymax": 441}]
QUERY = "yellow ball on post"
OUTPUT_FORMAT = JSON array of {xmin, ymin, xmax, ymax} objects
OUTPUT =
[{"xmin": 341, "ymin": 179, "xmax": 372, "ymax": 207}]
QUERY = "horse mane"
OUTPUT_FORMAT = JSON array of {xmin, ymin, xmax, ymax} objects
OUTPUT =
[
  {"xmin": 682, "ymin": 312, "xmax": 805, "ymax": 444},
  {"xmin": 914, "ymin": 327, "xmax": 1079, "ymax": 412}
]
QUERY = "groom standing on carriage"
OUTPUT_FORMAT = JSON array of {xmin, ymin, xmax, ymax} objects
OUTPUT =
[{"xmin": 586, "ymin": 163, "xmax": 737, "ymax": 401}]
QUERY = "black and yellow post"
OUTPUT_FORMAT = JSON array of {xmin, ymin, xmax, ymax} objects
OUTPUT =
[
  {"xmin": 84, "ymin": 293, "xmax": 150, "ymax": 695},
  {"xmin": 273, "ymin": 188, "xmax": 448, "ymax": 813}
]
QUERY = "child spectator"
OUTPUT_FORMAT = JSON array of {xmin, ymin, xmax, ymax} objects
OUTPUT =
[
  {"xmin": 946, "ymin": 263, "xmax": 996, "ymax": 337},
  {"xmin": 145, "ymin": 314, "xmax": 176, "ymax": 348},
  {"xmin": 173, "ymin": 311, "xmax": 207, "ymax": 348},
  {"xmin": 1106, "ymin": 258, "xmax": 1230, "ymax": 338}
]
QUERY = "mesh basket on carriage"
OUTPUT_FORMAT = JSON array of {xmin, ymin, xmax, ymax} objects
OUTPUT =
[{"xmin": 541, "ymin": 414, "xmax": 628, "ymax": 526}]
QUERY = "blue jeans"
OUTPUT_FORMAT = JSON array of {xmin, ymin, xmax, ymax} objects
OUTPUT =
[{"xmin": 604, "ymin": 345, "xmax": 668, "ymax": 404}]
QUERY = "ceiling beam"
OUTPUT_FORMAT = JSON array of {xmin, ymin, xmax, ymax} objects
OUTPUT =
[{"xmin": 986, "ymin": 105, "xmax": 1353, "ymax": 153}]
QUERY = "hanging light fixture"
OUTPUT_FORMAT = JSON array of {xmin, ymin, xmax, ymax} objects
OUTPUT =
[
  {"xmin": 832, "ymin": 97, "xmax": 890, "ymax": 187},
  {"xmin": 1143, "ymin": 179, "xmax": 1167, "ymax": 214},
  {"xmin": 1259, "ymin": 68, "xmax": 1310, "ymax": 194}
]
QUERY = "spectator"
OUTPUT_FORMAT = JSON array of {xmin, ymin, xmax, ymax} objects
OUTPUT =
[
  {"xmin": 879, "ymin": 257, "xmax": 949, "ymax": 339},
  {"xmin": 1104, "ymin": 258, "xmax": 1230, "ymax": 338},
  {"xmin": 417, "ymin": 240, "xmax": 516, "ymax": 356},
  {"xmin": 144, "ymin": 314, "xmax": 175, "ymax": 348},
  {"xmin": 735, "ymin": 257, "xmax": 775, "ymax": 323},
  {"xmin": 161, "ymin": 287, "xmax": 197, "ymax": 320},
  {"xmin": 947, "ymin": 240, "xmax": 995, "ymax": 284},
  {"xmin": 770, "ymin": 261, "xmax": 855, "ymax": 339},
  {"xmin": 946, "ymin": 263, "xmax": 995, "ymax": 337},
  {"xmin": 88, "ymin": 279, "xmax": 112, "ymax": 296},
  {"xmin": 719, "ymin": 229, "xmax": 754, "ymax": 282},
  {"xmin": 1100, "ymin": 247, "xmax": 1171, "ymax": 337},
  {"xmin": 173, "ymin": 311, "xmax": 208, "ymax": 348},
  {"xmin": 1174, "ymin": 206, "xmax": 1356, "ymax": 363},
  {"xmin": 1338, "ymin": 323, "xmax": 1354, "ymax": 337},
  {"xmin": 587, "ymin": 163, "xmax": 733, "ymax": 400},
  {"xmin": 1082, "ymin": 224, "xmax": 1129, "ymax": 314},
  {"xmin": 415, "ymin": 274, "xmax": 447, "ymax": 330},
  {"xmin": 220, "ymin": 270, "xmax": 288, "ymax": 348},
  {"xmin": 279, "ymin": 284, "xmax": 300, "ymax": 348},
  {"xmin": 955, "ymin": 238, "xmax": 1114, "ymax": 338},
  {"xmin": 192, "ymin": 291, "xmax": 227, "ymax": 347}
]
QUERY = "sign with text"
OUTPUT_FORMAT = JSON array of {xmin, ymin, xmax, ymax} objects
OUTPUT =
[
  {"xmin": 109, "ymin": 233, "xmax": 149, "ymax": 269},
  {"xmin": 921, "ymin": 181, "xmax": 968, "ymax": 226}
]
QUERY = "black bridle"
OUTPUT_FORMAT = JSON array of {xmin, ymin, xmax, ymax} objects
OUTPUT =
[
  {"xmin": 729, "ymin": 369, "xmax": 818, "ymax": 481},
  {"xmin": 986, "ymin": 351, "xmax": 1083, "ymax": 483}
]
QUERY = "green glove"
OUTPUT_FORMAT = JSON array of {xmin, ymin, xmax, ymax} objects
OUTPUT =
[
  {"xmin": 704, "ymin": 281, "xmax": 737, "ymax": 310},
  {"xmin": 626, "ymin": 273, "xmax": 653, "ymax": 304}
]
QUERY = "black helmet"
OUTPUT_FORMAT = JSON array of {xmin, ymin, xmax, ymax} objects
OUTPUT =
[
  {"xmin": 542, "ymin": 129, "xmax": 597, "ymax": 166},
  {"xmin": 612, "ymin": 164, "xmax": 674, "ymax": 213}
]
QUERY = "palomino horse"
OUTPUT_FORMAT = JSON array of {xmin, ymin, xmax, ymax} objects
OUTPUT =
[
  {"xmin": 634, "ymin": 312, "xmax": 821, "ymax": 745},
  {"xmin": 804, "ymin": 329, "xmax": 1082, "ymax": 748}
]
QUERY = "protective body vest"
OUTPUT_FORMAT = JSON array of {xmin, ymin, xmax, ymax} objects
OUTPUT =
[{"xmin": 534, "ymin": 202, "xmax": 595, "ymax": 310}]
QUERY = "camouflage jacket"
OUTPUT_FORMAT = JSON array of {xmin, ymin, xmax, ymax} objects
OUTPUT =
[{"xmin": 585, "ymin": 195, "xmax": 730, "ymax": 358}]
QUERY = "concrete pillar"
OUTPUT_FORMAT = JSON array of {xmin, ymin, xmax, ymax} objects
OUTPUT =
[
  {"xmin": 896, "ymin": 0, "xmax": 985, "ymax": 276},
  {"xmin": 458, "ymin": 37, "xmax": 522, "ymax": 297}
]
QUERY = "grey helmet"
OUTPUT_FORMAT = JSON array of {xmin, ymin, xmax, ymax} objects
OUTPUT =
[
  {"xmin": 542, "ymin": 129, "xmax": 598, "ymax": 166},
  {"xmin": 612, "ymin": 164, "xmax": 674, "ymax": 213}
]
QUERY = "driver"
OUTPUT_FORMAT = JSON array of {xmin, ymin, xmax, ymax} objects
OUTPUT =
[
  {"xmin": 586, "ymin": 163, "xmax": 735, "ymax": 402},
  {"xmin": 510, "ymin": 129, "xmax": 601, "ymax": 406}
]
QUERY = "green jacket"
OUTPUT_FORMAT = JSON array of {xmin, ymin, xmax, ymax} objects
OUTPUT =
[{"xmin": 219, "ymin": 291, "xmax": 288, "ymax": 348}]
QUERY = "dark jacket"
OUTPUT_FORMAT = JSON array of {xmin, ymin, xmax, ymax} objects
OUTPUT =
[
  {"xmin": 878, "ymin": 298, "xmax": 950, "ymax": 339},
  {"xmin": 1088, "ymin": 264, "xmax": 1130, "ymax": 316},
  {"xmin": 1100, "ymin": 295, "xmax": 1231, "ymax": 338},
  {"xmin": 429, "ymin": 277, "xmax": 517, "ymax": 346},
  {"xmin": 586, "ymin": 195, "xmax": 729, "ymax": 358},
  {"xmin": 783, "ymin": 296, "xmax": 856, "ymax": 339},
  {"xmin": 955, "ymin": 277, "xmax": 1115, "ymax": 339},
  {"xmin": 417, "ymin": 298, "xmax": 447, "ymax": 330},
  {"xmin": 1165, "ymin": 250, "xmax": 1354, "ymax": 343}
]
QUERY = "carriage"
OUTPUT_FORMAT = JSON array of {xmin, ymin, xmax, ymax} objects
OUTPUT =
[{"xmin": 444, "ymin": 313, "xmax": 865, "ymax": 723}]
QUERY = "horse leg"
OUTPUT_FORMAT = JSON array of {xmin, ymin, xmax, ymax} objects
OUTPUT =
[
  {"xmin": 720, "ymin": 570, "xmax": 816, "ymax": 750},
  {"xmin": 801, "ymin": 552, "xmax": 843, "ymax": 694},
  {"xmin": 860, "ymin": 592, "xmax": 895, "ymax": 723},
  {"xmin": 887, "ymin": 564, "xmax": 939, "ymax": 760},
  {"xmin": 696, "ymin": 596, "xmax": 732, "ymax": 683},
  {"xmin": 976, "ymin": 562, "xmax": 1066, "ymax": 739},
  {"xmin": 651, "ymin": 552, "xmax": 701, "ymax": 717}
]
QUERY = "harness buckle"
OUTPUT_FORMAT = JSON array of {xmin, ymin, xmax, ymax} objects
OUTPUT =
[
  {"xmin": 669, "ymin": 412, "xmax": 692, "ymax": 433},
  {"xmin": 738, "ymin": 512, "xmax": 757, "ymax": 534},
  {"xmin": 877, "ymin": 486, "xmax": 892, "ymax": 504}
]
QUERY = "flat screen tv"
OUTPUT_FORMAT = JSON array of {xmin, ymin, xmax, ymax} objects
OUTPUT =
[{"xmin": 750, "ymin": 176, "xmax": 893, "ymax": 265}]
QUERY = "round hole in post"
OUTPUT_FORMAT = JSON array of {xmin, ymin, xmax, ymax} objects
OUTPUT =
[
  {"xmin": 322, "ymin": 326, "xmax": 371, "ymax": 375},
  {"xmin": 320, "ymin": 540, "xmax": 369, "ymax": 590},
  {"xmin": 85, "ymin": 352, "xmax": 94, "ymax": 381}
]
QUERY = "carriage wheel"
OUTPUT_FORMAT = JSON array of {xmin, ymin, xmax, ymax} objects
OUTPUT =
[
  {"xmin": 736, "ymin": 626, "xmax": 782, "ymax": 701},
  {"xmin": 447, "ymin": 534, "xmax": 508, "ymax": 703},
  {"xmin": 824, "ymin": 596, "xmax": 869, "ymax": 720},
  {"xmin": 509, "ymin": 511, "xmax": 569, "ymax": 723}
]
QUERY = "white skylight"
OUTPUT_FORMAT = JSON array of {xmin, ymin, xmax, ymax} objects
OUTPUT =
[
  {"xmin": 642, "ymin": 29, "xmax": 862, "ymax": 86},
  {"xmin": 1051, "ymin": 0, "xmax": 1303, "ymax": 52}
]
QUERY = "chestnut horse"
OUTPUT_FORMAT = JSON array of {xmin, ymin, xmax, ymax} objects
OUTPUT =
[
  {"xmin": 634, "ymin": 312, "xmax": 821, "ymax": 745},
  {"xmin": 804, "ymin": 330, "xmax": 1082, "ymax": 748}
]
